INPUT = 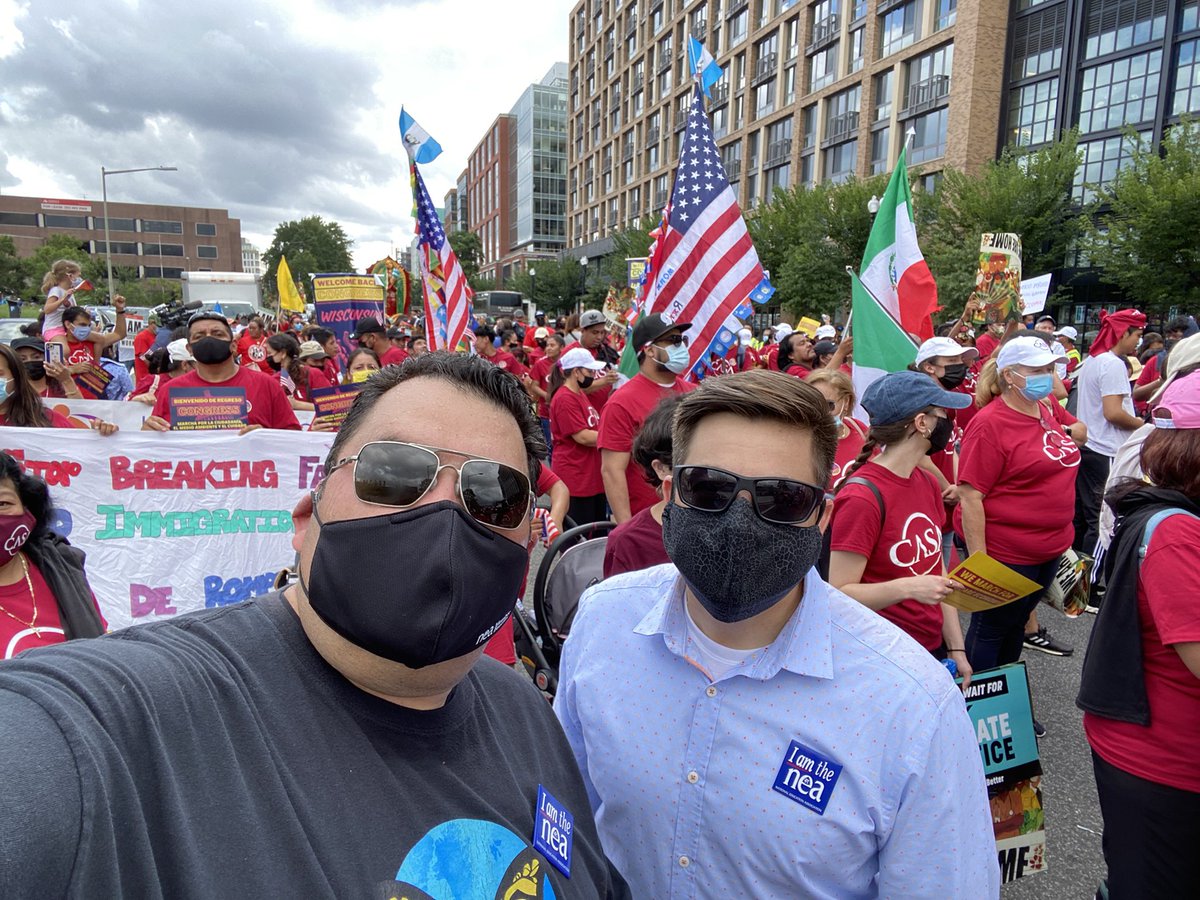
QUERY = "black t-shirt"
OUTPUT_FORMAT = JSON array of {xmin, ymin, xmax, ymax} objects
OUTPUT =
[{"xmin": 0, "ymin": 593, "xmax": 629, "ymax": 898}]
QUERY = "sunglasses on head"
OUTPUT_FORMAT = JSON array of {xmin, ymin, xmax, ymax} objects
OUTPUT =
[
  {"xmin": 324, "ymin": 441, "xmax": 532, "ymax": 530},
  {"xmin": 672, "ymin": 465, "xmax": 827, "ymax": 525}
]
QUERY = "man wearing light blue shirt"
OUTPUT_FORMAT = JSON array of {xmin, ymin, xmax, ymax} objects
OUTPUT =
[{"xmin": 555, "ymin": 369, "xmax": 998, "ymax": 898}]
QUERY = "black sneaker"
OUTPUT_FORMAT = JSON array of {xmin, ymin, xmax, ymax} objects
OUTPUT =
[
  {"xmin": 1024, "ymin": 627, "xmax": 1074, "ymax": 657},
  {"xmin": 1033, "ymin": 719, "xmax": 1046, "ymax": 738}
]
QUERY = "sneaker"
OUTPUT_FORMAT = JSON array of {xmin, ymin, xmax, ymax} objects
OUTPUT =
[
  {"xmin": 1085, "ymin": 602, "xmax": 1101, "ymax": 615},
  {"xmin": 1024, "ymin": 627, "xmax": 1074, "ymax": 657},
  {"xmin": 1033, "ymin": 719, "xmax": 1046, "ymax": 738}
]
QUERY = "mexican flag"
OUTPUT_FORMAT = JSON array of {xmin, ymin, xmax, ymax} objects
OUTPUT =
[
  {"xmin": 850, "ymin": 269, "xmax": 919, "ymax": 419},
  {"xmin": 860, "ymin": 146, "xmax": 938, "ymax": 342}
]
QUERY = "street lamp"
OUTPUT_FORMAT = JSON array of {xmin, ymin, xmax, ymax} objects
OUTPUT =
[
  {"xmin": 101, "ymin": 164, "xmax": 178, "ymax": 302},
  {"xmin": 529, "ymin": 266, "xmax": 536, "ymax": 309},
  {"xmin": 577, "ymin": 256, "xmax": 589, "ymax": 317},
  {"xmin": 867, "ymin": 195, "xmax": 880, "ymax": 215}
]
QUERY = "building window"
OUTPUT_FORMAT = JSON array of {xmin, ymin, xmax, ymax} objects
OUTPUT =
[
  {"xmin": 722, "ymin": 139, "xmax": 744, "ymax": 179},
  {"xmin": 786, "ymin": 18, "xmax": 799, "ymax": 60},
  {"xmin": 93, "ymin": 241, "xmax": 138, "ymax": 255},
  {"xmin": 730, "ymin": 9, "xmax": 748, "ymax": 46},
  {"xmin": 904, "ymin": 43, "xmax": 954, "ymax": 112},
  {"xmin": 879, "ymin": 1, "xmax": 918, "ymax": 57},
  {"xmin": 825, "ymin": 84, "xmax": 861, "ymax": 141},
  {"xmin": 1084, "ymin": 0, "xmax": 1168, "ymax": 60},
  {"xmin": 765, "ymin": 162, "xmax": 791, "ymax": 198},
  {"xmin": 784, "ymin": 65, "xmax": 797, "ymax": 104},
  {"xmin": 802, "ymin": 105, "xmax": 817, "ymax": 149},
  {"xmin": 871, "ymin": 127, "xmax": 891, "ymax": 173},
  {"xmin": 810, "ymin": 44, "xmax": 838, "ymax": 91},
  {"xmin": 0, "ymin": 212, "xmax": 38, "ymax": 227},
  {"xmin": 1183, "ymin": 0, "xmax": 1199, "ymax": 31},
  {"xmin": 766, "ymin": 117, "xmax": 794, "ymax": 165},
  {"xmin": 909, "ymin": 107, "xmax": 948, "ymax": 164},
  {"xmin": 755, "ymin": 79, "xmax": 776, "ymax": 118},
  {"xmin": 143, "ymin": 266, "xmax": 184, "ymax": 279},
  {"xmin": 1008, "ymin": 77, "xmax": 1060, "ymax": 146},
  {"xmin": 1011, "ymin": 5, "xmax": 1065, "ymax": 79},
  {"xmin": 1078, "ymin": 49, "xmax": 1163, "ymax": 134},
  {"xmin": 875, "ymin": 69, "xmax": 894, "ymax": 121},
  {"xmin": 800, "ymin": 153, "xmax": 815, "ymax": 186},
  {"xmin": 143, "ymin": 243, "xmax": 185, "ymax": 257},
  {"xmin": 195, "ymin": 223, "xmax": 217, "ymax": 236},
  {"xmin": 142, "ymin": 220, "xmax": 183, "ymax": 234},
  {"xmin": 197, "ymin": 245, "xmax": 218, "ymax": 259},
  {"xmin": 848, "ymin": 28, "xmax": 864, "ymax": 73},
  {"xmin": 936, "ymin": 0, "xmax": 957, "ymax": 30},
  {"xmin": 1173, "ymin": 38, "xmax": 1200, "ymax": 116},
  {"xmin": 94, "ymin": 217, "xmax": 136, "ymax": 232},
  {"xmin": 921, "ymin": 172, "xmax": 943, "ymax": 194},
  {"xmin": 824, "ymin": 140, "xmax": 858, "ymax": 183},
  {"xmin": 1074, "ymin": 131, "xmax": 1147, "ymax": 202},
  {"xmin": 43, "ymin": 214, "xmax": 87, "ymax": 229},
  {"xmin": 713, "ymin": 104, "xmax": 730, "ymax": 138}
]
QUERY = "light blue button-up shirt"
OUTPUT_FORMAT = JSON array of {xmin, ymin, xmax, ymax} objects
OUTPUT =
[{"xmin": 555, "ymin": 564, "xmax": 999, "ymax": 899}]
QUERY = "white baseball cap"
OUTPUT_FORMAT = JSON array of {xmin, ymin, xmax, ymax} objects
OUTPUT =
[
  {"xmin": 558, "ymin": 347, "xmax": 608, "ymax": 371},
  {"xmin": 997, "ymin": 335, "xmax": 1058, "ymax": 370},
  {"xmin": 1054, "ymin": 326, "xmax": 1079, "ymax": 342},
  {"xmin": 815, "ymin": 324, "xmax": 837, "ymax": 339},
  {"xmin": 915, "ymin": 336, "xmax": 979, "ymax": 367},
  {"xmin": 167, "ymin": 339, "xmax": 194, "ymax": 363},
  {"xmin": 773, "ymin": 322, "xmax": 794, "ymax": 341}
]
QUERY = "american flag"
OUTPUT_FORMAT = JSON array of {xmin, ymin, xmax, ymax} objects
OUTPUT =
[
  {"xmin": 411, "ymin": 163, "xmax": 472, "ymax": 351},
  {"xmin": 643, "ymin": 84, "xmax": 765, "ymax": 377}
]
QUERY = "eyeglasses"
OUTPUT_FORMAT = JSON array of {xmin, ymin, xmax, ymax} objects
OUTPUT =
[
  {"xmin": 324, "ymin": 441, "xmax": 532, "ymax": 530},
  {"xmin": 653, "ymin": 333, "xmax": 689, "ymax": 347},
  {"xmin": 673, "ymin": 465, "xmax": 828, "ymax": 525}
]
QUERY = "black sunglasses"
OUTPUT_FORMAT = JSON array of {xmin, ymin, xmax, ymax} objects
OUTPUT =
[
  {"xmin": 653, "ymin": 333, "xmax": 689, "ymax": 347},
  {"xmin": 673, "ymin": 465, "xmax": 827, "ymax": 525},
  {"xmin": 325, "ymin": 441, "xmax": 532, "ymax": 530}
]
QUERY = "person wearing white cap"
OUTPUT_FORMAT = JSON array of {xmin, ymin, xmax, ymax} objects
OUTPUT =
[
  {"xmin": 128, "ymin": 339, "xmax": 195, "ymax": 405},
  {"xmin": 548, "ymin": 347, "xmax": 612, "ymax": 525},
  {"xmin": 1053, "ymin": 326, "xmax": 1082, "ymax": 381},
  {"xmin": 954, "ymin": 335, "xmax": 1089, "ymax": 736},
  {"xmin": 763, "ymin": 322, "xmax": 793, "ymax": 370},
  {"xmin": 721, "ymin": 327, "xmax": 761, "ymax": 373}
]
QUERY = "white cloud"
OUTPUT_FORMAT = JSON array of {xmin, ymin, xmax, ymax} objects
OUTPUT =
[{"xmin": 0, "ymin": 0, "xmax": 575, "ymax": 269}]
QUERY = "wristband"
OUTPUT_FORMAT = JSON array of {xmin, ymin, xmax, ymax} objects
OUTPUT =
[{"xmin": 946, "ymin": 648, "xmax": 965, "ymax": 653}]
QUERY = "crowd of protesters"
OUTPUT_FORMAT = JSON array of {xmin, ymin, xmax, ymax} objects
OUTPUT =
[{"xmin": 0, "ymin": 255, "xmax": 1195, "ymax": 897}]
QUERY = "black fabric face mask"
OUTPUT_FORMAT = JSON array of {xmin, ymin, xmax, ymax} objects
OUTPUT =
[
  {"xmin": 926, "ymin": 414, "xmax": 954, "ymax": 456},
  {"xmin": 267, "ymin": 358, "xmax": 283, "ymax": 372},
  {"xmin": 579, "ymin": 374, "xmax": 595, "ymax": 390},
  {"xmin": 661, "ymin": 498, "xmax": 822, "ymax": 623},
  {"xmin": 191, "ymin": 337, "xmax": 234, "ymax": 365},
  {"xmin": 938, "ymin": 363, "xmax": 967, "ymax": 390},
  {"xmin": 23, "ymin": 361, "xmax": 46, "ymax": 382},
  {"xmin": 300, "ymin": 499, "xmax": 529, "ymax": 668}
]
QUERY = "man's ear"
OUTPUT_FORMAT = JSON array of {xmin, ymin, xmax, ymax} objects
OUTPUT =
[
  {"xmin": 816, "ymin": 497, "xmax": 834, "ymax": 534},
  {"xmin": 292, "ymin": 491, "xmax": 314, "ymax": 553}
]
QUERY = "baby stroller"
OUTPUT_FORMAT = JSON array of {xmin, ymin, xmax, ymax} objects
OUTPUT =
[{"xmin": 513, "ymin": 520, "xmax": 615, "ymax": 698}]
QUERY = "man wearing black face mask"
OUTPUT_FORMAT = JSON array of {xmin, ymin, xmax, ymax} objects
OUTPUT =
[
  {"xmin": 556, "ymin": 370, "xmax": 997, "ymax": 898},
  {"xmin": 143, "ymin": 312, "xmax": 300, "ymax": 432},
  {"xmin": 0, "ymin": 353, "xmax": 629, "ymax": 898}
]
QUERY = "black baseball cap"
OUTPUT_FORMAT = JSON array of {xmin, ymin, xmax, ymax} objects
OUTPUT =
[
  {"xmin": 10, "ymin": 336, "xmax": 45, "ymax": 354},
  {"xmin": 351, "ymin": 316, "xmax": 386, "ymax": 339},
  {"xmin": 632, "ymin": 313, "xmax": 692, "ymax": 350}
]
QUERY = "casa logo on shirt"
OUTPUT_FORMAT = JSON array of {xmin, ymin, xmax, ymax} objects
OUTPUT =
[
  {"xmin": 888, "ymin": 513, "xmax": 943, "ymax": 575},
  {"xmin": 67, "ymin": 346, "xmax": 93, "ymax": 365},
  {"xmin": 586, "ymin": 407, "xmax": 600, "ymax": 429},
  {"xmin": 772, "ymin": 739, "xmax": 843, "ymax": 815},
  {"xmin": 1041, "ymin": 429, "xmax": 1080, "ymax": 468},
  {"xmin": 248, "ymin": 343, "xmax": 266, "ymax": 362}
]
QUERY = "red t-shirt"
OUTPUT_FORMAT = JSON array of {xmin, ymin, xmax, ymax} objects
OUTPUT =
[
  {"xmin": 237, "ymin": 334, "xmax": 271, "ymax": 372},
  {"xmin": 764, "ymin": 344, "xmax": 781, "ymax": 371},
  {"xmin": 784, "ymin": 364, "xmax": 812, "ymax": 379},
  {"xmin": 603, "ymin": 505, "xmax": 669, "ymax": 578},
  {"xmin": 379, "ymin": 346, "xmax": 409, "ymax": 367},
  {"xmin": 151, "ymin": 367, "xmax": 301, "ymax": 430},
  {"xmin": 953, "ymin": 398, "xmax": 1080, "ymax": 565},
  {"xmin": 483, "ymin": 348, "xmax": 527, "ymax": 378},
  {"xmin": 597, "ymin": 374, "xmax": 696, "ymax": 516},
  {"xmin": 277, "ymin": 366, "xmax": 333, "ymax": 403},
  {"xmin": 0, "ymin": 409, "xmax": 74, "ymax": 428},
  {"xmin": 1085, "ymin": 515, "xmax": 1200, "ymax": 791},
  {"xmin": 955, "ymin": 375, "xmax": 982, "ymax": 432},
  {"xmin": 829, "ymin": 417, "xmax": 869, "ymax": 489},
  {"xmin": 1134, "ymin": 353, "xmax": 1160, "ymax": 415},
  {"xmin": 723, "ymin": 345, "xmax": 761, "ymax": 372},
  {"xmin": 132, "ymin": 328, "xmax": 157, "ymax": 383},
  {"xmin": 321, "ymin": 357, "xmax": 340, "ymax": 385},
  {"xmin": 531, "ymin": 356, "xmax": 556, "ymax": 419},
  {"xmin": 130, "ymin": 373, "xmax": 170, "ymax": 399},
  {"xmin": 0, "ymin": 561, "xmax": 68, "ymax": 659},
  {"xmin": 831, "ymin": 461, "xmax": 946, "ymax": 651},
  {"xmin": 974, "ymin": 332, "xmax": 1000, "ymax": 360},
  {"xmin": 549, "ymin": 387, "xmax": 604, "ymax": 497}
]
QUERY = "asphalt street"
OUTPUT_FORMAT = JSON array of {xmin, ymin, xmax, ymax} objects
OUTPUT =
[{"xmin": 524, "ymin": 543, "xmax": 1109, "ymax": 898}]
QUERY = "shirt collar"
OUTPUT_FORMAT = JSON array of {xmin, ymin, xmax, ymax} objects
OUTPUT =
[{"xmin": 633, "ymin": 567, "xmax": 835, "ymax": 682}]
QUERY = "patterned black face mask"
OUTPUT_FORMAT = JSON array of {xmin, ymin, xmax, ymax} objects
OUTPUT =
[{"xmin": 661, "ymin": 498, "xmax": 822, "ymax": 623}]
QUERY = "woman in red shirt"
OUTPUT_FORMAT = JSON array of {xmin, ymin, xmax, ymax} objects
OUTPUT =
[
  {"xmin": 0, "ymin": 344, "xmax": 75, "ymax": 428},
  {"xmin": 955, "ymin": 337, "xmax": 1088, "ymax": 722},
  {"xmin": 1080, "ymin": 370, "xmax": 1200, "ymax": 898},
  {"xmin": 265, "ymin": 334, "xmax": 332, "ymax": 410},
  {"xmin": 804, "ymin": 369, "xmax": 869, "ymax": 489},
  {"xmin": 0, "ymin": 452, "xmax": 106, "ymax": 658},
  {"xmin": 527, "ymin": 333, "xmax": 566, "ymax": 463},
  {"xmin": 548, "ymin": 347, "xmax": 609, "ymax": 525},
  {"xmin": 828, "ymin": 371, "xmax": 973, "ymax": 680}
]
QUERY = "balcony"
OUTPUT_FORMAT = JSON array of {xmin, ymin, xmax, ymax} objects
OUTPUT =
[
  {"xmin": 724, "ymin": 158, "xmax": 742, "ymax": 180},
  {"xmin": 632, "ymin": 72, "xmax": 644, "ymax": 91},
  {"xmin": 765, "ymin": 138, "xmax": 792, "ymax": 167},
  {"xmin": 646, "ymin": 125, "xmax": 660, "ymax": 144},
  {"xmin": 658, "ymin": 53, "xmax": 673, "ymax": 74},
  {"xmin": 900, "ymin": 74, "xmax": 952, "ymax": 118},
  {"xmin": 626, "ymin": 16, "xmax": 638, "ymax": 37},
  {"xmin": 726, "ymin": 0, "xmax": 748, "ymax": 16},
  {"xmin": 807, "ymin": 14, "xmax": 839, "ymax": 53},
  {"xmin": 710, "ymin": 83, "xmax": 730, "ymax": 106},
  {"xmin": 608, "ymin": 213, "xmax": 619, "ymax": 227},
  {"xmin": 584, "ymin": 166, "xmax": 595, "ymax": 183},
  {"xmin": 602, "ymin": 156, "xmax": 613, "ymax": 173},
  {"xmin": 605, "ymin": 37, "xmax": 614, "ymax": 57},
  {"xmin": 823, "ymin": 110, "xmax": 860, "ymax": 144},
  {"xmin": 691, "ymin": 20, "xmax": 707, "ymax": 41},
  {"xmin": 752, "ymin": 52, "xmax": 778, "ymax": 85},
  {"xmin": 655, "ymin": 190, "xmax": 669, "ymax": 207},
  {"xmin": 675, "ymin": 112, "xmax": 689, "ymax": 132},
  {"xmin": 610, "ymin": 91, "xmax": 622, "ymax": 111}
]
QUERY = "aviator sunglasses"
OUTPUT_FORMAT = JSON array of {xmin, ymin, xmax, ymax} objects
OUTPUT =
[
  {"xmin": 672, "ymin": 465, "xmax": 828, "ymax": 525},
  {"xmin": 324, "ymin": 441, "xmax": 533, "ymax": 530}
]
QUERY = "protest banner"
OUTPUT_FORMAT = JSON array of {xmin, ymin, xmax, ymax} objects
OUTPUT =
[
  {"xmin": 43, "ymin": 398, "xmax": 316, "ymax": 432},
  {"xmin": 626, "ymin": 258, "xmax": 647, "ymax": 290},
  {"xmin": 312, "ymin": 273, "xmax": 385, "ymax": 368},
  {"xmin": 0, "ymin": 426, "xmax": 335, "ymax": 631},
  {"xmin": 943, "ymin": 552, "xmax": 1042, "ymax": 613},
  {"xmin": 960, "ymin": 663, "xmax": 1046, "ymax": 884},
  {"xmin": 970, "ymin": 233, "xmax": 1024, "ymax": 325},
  {"xmin": 1018, "ymin": 273, "xmax": 1053, "ymax": 316},
  {"xmin": 310, "ymin": 383, "xmax": 362, "ymax": 429},
  {"xmin": 168, "ymin": 386, "xmax": 249, "ymax": 430}
]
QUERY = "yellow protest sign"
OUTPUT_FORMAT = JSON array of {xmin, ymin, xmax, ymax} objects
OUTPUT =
[
  {"xmin": 943, "ymin": 552, "xmax": 1042, "ymax": 613},
  {"xmin": 796, "ymin": 316, "xmax": 823, "ymax": 337}
]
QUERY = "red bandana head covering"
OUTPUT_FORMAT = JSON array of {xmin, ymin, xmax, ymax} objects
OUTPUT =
[{"xmin": 1089, "ymin": 308, "xmax": 1147, "ymax": 357}]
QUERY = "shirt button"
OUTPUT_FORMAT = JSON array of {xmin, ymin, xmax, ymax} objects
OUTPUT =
[
  {"xmin": 687, "ymin": 770, "xmax": 699, "ymax": 784},
  {"xmin": 705, "ymin": 686, "xmax": 717, "ymax": 698},
  {"xmin": 679, "ymin": 855, "xmax": 690, "ymax": 868}
]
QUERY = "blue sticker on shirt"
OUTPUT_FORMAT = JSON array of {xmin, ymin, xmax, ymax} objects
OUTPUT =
[
  {"xmin": 533, "ymin": 785, "xmax": 574, "ymax": 878},
  {"xmin": 772, "ymin": 739, "xmax": 843, "ymax": 815}
]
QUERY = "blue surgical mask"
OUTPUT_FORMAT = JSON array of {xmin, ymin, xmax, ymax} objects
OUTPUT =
[
  {"xmin": 662, "ymin": 342, "xmax": 691, "ymax": 375},
  {"xmin": 0, "ymin": 379, "xmax": 8, "ymax": 405},
  {"xmin": 72, "ymin": 325, "xmax": 92, "ymax": 341},
  {"xmin": 1019, "ymin": 373, "xmax": 1054, "ymax": 401}
]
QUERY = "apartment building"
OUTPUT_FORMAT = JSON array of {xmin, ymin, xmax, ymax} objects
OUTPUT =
[{"xmin": 567, "ymin": 0, "xmax": 1010, "ymax": 249}]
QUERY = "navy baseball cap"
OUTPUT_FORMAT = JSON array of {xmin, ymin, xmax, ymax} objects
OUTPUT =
[{"xmin": 862, "ymin": 370, "xmax": 972, "ymax": 425}]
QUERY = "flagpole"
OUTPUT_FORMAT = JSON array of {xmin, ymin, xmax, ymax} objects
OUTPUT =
[{"xmin": 845, "ymin": 266, "xmax": 919, "ymax": 348}]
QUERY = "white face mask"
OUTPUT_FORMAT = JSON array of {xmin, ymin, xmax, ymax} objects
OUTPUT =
[{"xmin": 1055, "ymin": 362, "xmax": 1068, "ymax": 381}]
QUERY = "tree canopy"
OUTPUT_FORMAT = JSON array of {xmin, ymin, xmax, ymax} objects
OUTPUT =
[{"xmin": 262, "ymin": 216, "xmax": 353, "ymax": 300}]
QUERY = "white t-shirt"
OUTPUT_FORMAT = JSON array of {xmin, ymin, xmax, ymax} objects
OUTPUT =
[
  {"xmin": 1075, "ymin": 351, "xmax": 1136, "ymax": 457},
  {"xmin": 44, "ymin": 285, "xmax": 74, "ymax": 331},
  {"xmin": 682, "ymin": 600, "xmax": 764, "ymax": 680}
]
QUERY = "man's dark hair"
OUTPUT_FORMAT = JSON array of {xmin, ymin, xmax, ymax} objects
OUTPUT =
[
  {"xmin": 62, "ymin": 306, "xmax": 93, "ymax": 327},
  {"xmin": 1167, "ymin": 315, "xmax": 1192, "ymax": 336},
  {"xmin": 326, "ymin": 352, "xmax": 547, "ymax": 484},
  {"xmin": 187, "ymin": 312, "xmax": 233, "ymax": 340},
  {"xmin": 633, "ymin": 395, "xmax": 683, "ymax": 489},
  {"xmin": 476, "ymin": 325, "xmax": 496, "ymax": 341},
  {"xmin": 0, "ymin": 451, "xmax": 52, "ymax": 539},
  {"xmin": 500, "ymin": 329, "xmax": 518, "ymax": 345},
  {"xmin": 309, "ymin": 327, "xmax": 334, "ymax": 345}
]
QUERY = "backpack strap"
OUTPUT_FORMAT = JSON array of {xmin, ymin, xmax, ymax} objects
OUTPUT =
[
  {"xmin": 841, "ymin": 476, "xmax": 885, "ymax": 524},
  {"xmin": 1140, "ymin": 509, "xmax": 1200, "ymax": 559}
]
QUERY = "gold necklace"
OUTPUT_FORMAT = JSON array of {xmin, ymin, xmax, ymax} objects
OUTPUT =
[{"xmin": 0, "ymin": 554, "xmax": 40, "ymax": 638}]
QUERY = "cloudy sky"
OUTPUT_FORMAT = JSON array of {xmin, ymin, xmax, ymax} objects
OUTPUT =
[{"xmin": 0, "ymin": 0, "xmax": 574, "ymax": 269}]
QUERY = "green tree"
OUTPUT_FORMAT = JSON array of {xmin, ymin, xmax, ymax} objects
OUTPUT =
[
  {"xmin": 1084, "ymin": 120, "xmax": 1200, "ymax": 314},
  {"xmin": 262, "ymin": 216, "xmax": 354, "ymax": 300},
  {"xmin": 507, "ymin": 258, "xmax": 587, "ymax": 314},
  {"xmin": 448, "ymin": 230, "xmax": 482, "ymax": 283},
  {"xmin": 0, "ymin": 236, "xmax": 23, "ymax": 296},
  {"xmin": 919, "ymin": 133, "xmax": 1082, "ymax": 318},
  {"xmin": 576, "ymin": 217, "xmax": 657, "ymax": 309}
]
